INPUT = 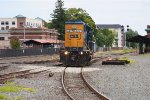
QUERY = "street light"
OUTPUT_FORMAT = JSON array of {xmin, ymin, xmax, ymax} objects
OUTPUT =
[
  {"xmin": 23, "ymin": 24, "xmax": 27, "ymax": 48},
  {"xmin": 122, "ymin": 25, "xmax": 129, "ymax": 48}
]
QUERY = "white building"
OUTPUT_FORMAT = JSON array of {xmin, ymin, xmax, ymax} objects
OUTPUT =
[
  {"xmin": 0, "ymin": 14, "xmax": 45, "ymax": 48},
  {"xmin": 96, "ymin": 24, "xmax": 125, "ymax": 48}
]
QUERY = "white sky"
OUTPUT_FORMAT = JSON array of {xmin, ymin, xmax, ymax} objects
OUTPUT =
[{"xmin": 0, "ymin": 0, "xmax": 150, "ymax": 35}]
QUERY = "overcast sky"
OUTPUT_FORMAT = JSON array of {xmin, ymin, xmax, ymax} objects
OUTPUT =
[{"xmin": 0, "ymin": 0, "xmax": 150, "ymax": 35}]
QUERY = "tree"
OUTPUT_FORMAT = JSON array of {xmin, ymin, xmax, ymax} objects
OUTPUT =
[
  {"xmin": 51, "ymin": 0, "xmax": 66, "ymax": 40},
  {"xmin": 96, "ymin": 29, "xmax": 115, "ymax": 47},
  {"xmin": 65, "ymin": 8, "xmax": 96, "ymax": 33},
  {"xmin": 10, "ymin": 37, "xmax": 20, "ymax": 49},
  {"xmin": 44, "ymin": 21, "xmax": 53, "ymax": 29},
  {"xmin": 126, "ymin": 29, "xmax": 138, "ymax": 48}
]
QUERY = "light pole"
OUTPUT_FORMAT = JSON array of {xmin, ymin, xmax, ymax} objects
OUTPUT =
[
  {"xmin": 23, "ymin": 24, "xmax": 26, "ymax": 48},
  {"xmin": 125, "ymin": 25, "xmax": 129, "ymax": 47},
  {"xmin": 23, "ymin": 26, "xmax": 25, "ymax": 42},
  {"xmin": 122, "ymin": 25, "xmax": 129, "ymax": 48}
]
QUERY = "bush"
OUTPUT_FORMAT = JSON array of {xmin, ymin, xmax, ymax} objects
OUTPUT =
[{"xmin": 10, "ymin": 37, "xmax": 21, "ymax": 49}]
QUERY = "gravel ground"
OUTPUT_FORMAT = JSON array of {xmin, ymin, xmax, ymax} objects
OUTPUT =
[
  {"xmin": 1, "ymin": 53, "xmax": 150, "ymax": 100},
  {"xmin": 4, "ymin": 67, "xmax": 69, "ymax": 100},
  {"xmin": 83, "ymin": 54, "xmax": 150, "ymax": 100}
]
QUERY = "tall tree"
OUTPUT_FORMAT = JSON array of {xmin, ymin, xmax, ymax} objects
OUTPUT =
[
  {"xmin": 126, "ymin": 29, "xmax": 138, "ymax": 48},
  {"xmin": 51, "ymin": 0, "xmax": 66, "ymax": 40},
  {"xmin": 65, "ymin": 8, "xmax": 96, "ymax": 33},
  {"xmin": 96, "ymin": 29, "xmax": 115, "ymax": 47}
]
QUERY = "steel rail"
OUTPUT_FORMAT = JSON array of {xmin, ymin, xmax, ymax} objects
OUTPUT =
[
  {"xmin": 61, "ymin": 67, "xmax": 75, "ymax": 100},
  {"xmin": 81, "ymin": 67, "xmax": 110, "ymax": 100}
]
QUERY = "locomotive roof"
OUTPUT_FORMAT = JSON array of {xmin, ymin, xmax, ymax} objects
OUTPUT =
[{"xmin": 65, "ymin": 20, "xmax": 85, "ymax": 24}]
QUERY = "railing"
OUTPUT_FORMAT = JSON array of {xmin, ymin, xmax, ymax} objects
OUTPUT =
[{"xmin": 0, "ymin": 48, "xmax": 59, "ymax": 58}]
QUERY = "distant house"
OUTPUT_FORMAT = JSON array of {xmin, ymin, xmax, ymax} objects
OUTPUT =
[
  {"xmin": 0, "ymin": 14, "xmax": 60, "ymax": 49},
  {"xmin": 96, "ymin": 24, "xmax": 125, "ymax": 48}
]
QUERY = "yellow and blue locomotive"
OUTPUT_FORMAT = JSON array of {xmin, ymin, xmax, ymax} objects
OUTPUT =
[{"xmin": 60, "ymin": 20, "xmax": 94, "ymax": 66}]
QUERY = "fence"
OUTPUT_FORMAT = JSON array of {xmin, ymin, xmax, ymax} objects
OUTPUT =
[{"xmin": 0, "ymin": 48, "xmax": 59, "ymax": 58}]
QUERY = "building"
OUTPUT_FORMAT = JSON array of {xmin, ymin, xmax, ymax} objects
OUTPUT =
[
  {"xmin": 96, "ymin": 24, "xmax": 125, "ymax": 48},
  {"xmin": 0, "ymin": 15, "xmax": 60, "ymax": 49},
  {"xmin": 10, "ymin": 28, "xmax": 60, "ymax": 48},
  {"xmin": 145, "ymin": 25, "xmax": 150, "ymax": 52}
]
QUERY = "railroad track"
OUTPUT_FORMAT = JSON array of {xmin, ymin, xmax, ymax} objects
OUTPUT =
[
  {"xmin": 0, "ymin": 67, "xmax": 51, "ymax": 84},
  {"xmin": 61, "ymin": 67, "xmax": 109, "ymax": 100}
]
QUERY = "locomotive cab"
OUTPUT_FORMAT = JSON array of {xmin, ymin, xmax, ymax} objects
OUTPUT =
[{"xmin": 60, "ymin": 20, "xmax": 94, "ymax": 66}]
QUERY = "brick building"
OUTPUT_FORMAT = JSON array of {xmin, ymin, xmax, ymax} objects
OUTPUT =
[{"xmin": 0, "ymin": 15, "xmax": 60, "ymax": 49}]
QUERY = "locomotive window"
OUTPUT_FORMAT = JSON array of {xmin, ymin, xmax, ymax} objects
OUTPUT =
[{"xmin": 70, "ymin": 34, "xmax": 78, "ymax": 38}]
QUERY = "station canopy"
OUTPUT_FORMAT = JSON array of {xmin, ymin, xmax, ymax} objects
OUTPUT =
[{"xmin": 126, "ymin": 35, "xmax": 150, "ymax": 43}]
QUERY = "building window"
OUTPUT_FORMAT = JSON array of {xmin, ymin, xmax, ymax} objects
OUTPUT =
[
  {"xmin": 5, "ymin": 21, "xmax": 9, "ymax": 25},
  {"xmin": 1, "ymin": 27, "xmax": 5, "ymax": 30},
  {"xmin": 0, "ymin": 37, "xmax": 5, "ymax": 40},
  {"xmin": 20, "ymin": 22, "xmax": 24, "ymax": 27},
  {"xmin": 6, "ymin": 26, "xmax": 9, "ymax": 30},
  {"xmin": 12, "ymin": 21, "xmax": 15, "ymax": 25},
  {"xmin": 1, "ymin": 21, "xmax": 4, "ymax": 25}
]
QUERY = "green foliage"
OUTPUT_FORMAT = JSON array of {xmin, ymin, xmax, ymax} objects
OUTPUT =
[
  {"xmin": 10, "ymin": 37, "xmax": 20, "ymax": 49},
  {"xmin": 126, "ymin": 29, "xmax": 138, "ymax": 48},
  {"xmin": 65, "ymin": 8, "xmax": 96, "ymax": 33},
  {"xmin": 51, "ymin": 0, "xmax": 66, "ymax": 40},
  {"xmin": 96, "ymin": 29, "xmax": 115, "ymax": 47},
  {"xmin": 45, "ymin": 22, "xmax": 53, "ymax": 29}
]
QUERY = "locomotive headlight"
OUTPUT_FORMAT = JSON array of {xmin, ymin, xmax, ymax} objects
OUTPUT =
[
  {"xmin": 64, "ymin": 51, "xmax": 68, "ymax": 55},
  {"xmin": 80, "ymin": 51, "xmax": 83, "ymax": 55}
]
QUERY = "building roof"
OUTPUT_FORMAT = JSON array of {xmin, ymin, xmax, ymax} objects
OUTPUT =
[
  {"xmin": 24, "ymin": 39, "xmax": 59, "ymax": 44},
  {"xmin": 14, "ymin": 14, "xmax": 26, "ymax": 18},
  {"xmin": 126, "ymin": 35, "xmax": 150, "ymax": 43},
  {"xmin": 96, "ymin": 24, "xmax": 122, "ymax": 29},
  {"xmin": 145, "ymin": 28, "xmax": 150, "ymax": 31},
  {"xmin": 35, "ymin": 17, "xmax": 44, "ymax": 21},
  {"xmin": 10, "ymin": 28, "xmax": 59, "ymax": 35}
]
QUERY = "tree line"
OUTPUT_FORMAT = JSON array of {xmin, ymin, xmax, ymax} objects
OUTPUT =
[
  {"xmin": 45, "ymin": 0, "xmax": 138, "ymax": 49},
  {"xmin": 10, "ymin": 0, "xmax": 138, "ymax": 49}
]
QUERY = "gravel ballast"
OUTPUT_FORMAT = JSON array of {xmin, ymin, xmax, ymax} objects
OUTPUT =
[
  {"xmin": 1, "ymin": 54, "xmax": 150, "ymax": 100},
  {"xmin": 83, "ymin": 54, "xmax": 150, "ymax": 100}
]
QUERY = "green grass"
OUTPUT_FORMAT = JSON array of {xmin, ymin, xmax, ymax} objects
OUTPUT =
[
  {"xmin": 0, "ymin": 94, "xmax": 8, "ymax": 99},
  {"xmin": 0, "ymin": 82, "xmax": 35, "ymax": 100},
  {"xmin": 112, "ymin": 48, "xmax": 136, "ymax": 54},
  {"xmin": 117, "ymin": 57, "xmax": 135, "ymax": 64},
  {"xmin": 0, "ymin": 82, "xmax": 35, "ymax": 93}
]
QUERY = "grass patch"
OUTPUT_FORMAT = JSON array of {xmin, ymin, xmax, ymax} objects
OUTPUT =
[
  {"xmin": 0, "ymin": 94, "xmax": 8, "ymax": 99},
  {"xmin": 0, "ymin": 82, "xmax": 35, "ymax": 93},
  {"xmin": 112, "ymin": 48, "xmax": 136, "ymax": 54},
  {"xmin": 117, "ymin": 57, "xmax": 135, "ymax": 64},
  {"xmin": 0, "ymin": 82, "xmax": 35, "ymax": 100}
]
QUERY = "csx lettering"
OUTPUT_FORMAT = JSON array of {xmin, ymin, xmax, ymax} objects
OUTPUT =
[{"xmin": 66, "ymin": 30, "xmax": 82, "ymax": 33}]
